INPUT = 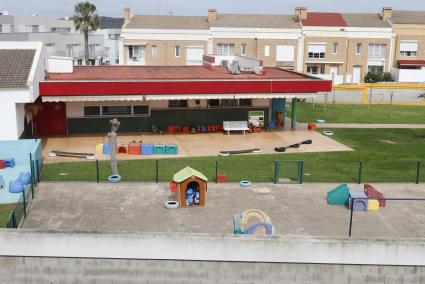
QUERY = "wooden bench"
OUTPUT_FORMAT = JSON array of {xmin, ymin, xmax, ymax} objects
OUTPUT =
[{"xmin": 223, "ymin": 121, "xmax": 250, "ymax": 136}]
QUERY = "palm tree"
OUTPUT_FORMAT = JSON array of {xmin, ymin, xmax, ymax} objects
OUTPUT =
[{"xmin": 72, "ymin": 2, "xmax": 100, "ymax": 65}]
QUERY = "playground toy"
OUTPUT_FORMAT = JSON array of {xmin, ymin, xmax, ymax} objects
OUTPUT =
[
  {"xmin": 0, "ymin": 160, "xmax": 6, "ymax": 169},
  {"xmin": 18, "ymin": 172, "xmax": 31, "ymax": 185},
  {"xmin": 316, "ymin": 119, "xmax": 326, "ymax": 123},
  {"xmin": 349, "ymin": 190, "xmax": 368, "ymax": 211},
  {"xmin": 128, "ymin": 143, "xmax": 141, "ymax": 155},
  {"xmin": 218, "ymin": 148, "xmax": 262, "ymax": 157},
  {"xmin": 308, "ymin": 123, "xmax": 317, "ymax": 130},
  {"xmin": 368, "ymin": 200, "xmax": 380, "ymax": 211},
  {"xmin": 8, "ymin": 172, "xmax": 31, "ymax": 193},
  {"xmin": 164, "ymin": 201, "xmax": 179, "ymax": 209},
  {"xmin": 364, "ymin": 184, "xmax": 386, "ymax": 207},
  {"xmin": 217, "ymin": 174, "xmax": 227, "ymax": 183},
  {"xmin": 322, "ymin": 131, "xmax": 334, "ymax": 136},
  {"xmin": 233, "ymin": 209, "xmax": 275, "ymax": 235},
  {"xmin": 3, "ymin": 158, "xmax": 15, "ymax": 168},
  {"xmin": 173, "ymin": 166, "xmax": 207, "ymax": 208},
  {"xmin": 107, "ymin": 118, "xmax": 122, "ymax": 183},
  {"xmin": 49, "ymin": 151, "xmax": 95, "ymax": 160},
  {"xmin": 327, "ymin": 183, "xmax": 349, "ymax": 205},
  {"xmin": 240, "ymin": 181, "xmax": 252, "ymax": 187},
  {"xmin": 275, "ymin": 139, "xmax": 312, "ymax": 153}
]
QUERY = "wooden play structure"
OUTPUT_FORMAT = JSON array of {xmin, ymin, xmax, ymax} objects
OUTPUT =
[{"xmin": 173, "ymin": 166, "xmax": 208, "ymax": 208}]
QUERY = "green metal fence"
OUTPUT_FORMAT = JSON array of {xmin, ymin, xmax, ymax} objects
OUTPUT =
[
  {"xmin": 6, "ymin": 156, "xmax": 41, "ymax": 229},
  {"xmin": 39, "ymin": 158, "xmax": 425, "ymax": 185}
]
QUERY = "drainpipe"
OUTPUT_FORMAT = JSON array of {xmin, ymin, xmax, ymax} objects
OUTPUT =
[
  {"xmin": 345, "ymin": 37, "xmax": 350, "ymax": 84},
  {"xmin": 388, "ymin": 33, "xmax": 396, "ymax": 73}
]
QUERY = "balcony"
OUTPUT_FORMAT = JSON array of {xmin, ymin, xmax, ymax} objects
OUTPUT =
[{"xmin": 391, "ymin": 68, "xmax": 425, "ymax": 83}]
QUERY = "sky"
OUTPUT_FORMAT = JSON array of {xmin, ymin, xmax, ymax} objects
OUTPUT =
[{"xmin": 1, "ymin": 0, "xmax": 425, "ymax": 18}]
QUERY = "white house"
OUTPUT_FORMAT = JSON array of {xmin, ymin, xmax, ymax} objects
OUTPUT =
[{"xmin": 0, "ymin": 41, "xmax": 45, "ymax": 140}]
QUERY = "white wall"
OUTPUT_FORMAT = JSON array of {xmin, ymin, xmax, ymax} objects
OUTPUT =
[
  {"xmin": 46, "ymin": 56, "xmax": 73, "ymax": 73},
  {"xmin": 0, "ymin": 89, "xmax": 30, "ymax": 140},
  {"xmin": 392, "ymin": 68, "xmax": 425, "ymax": 83},
  {"xmin": 0, "ymin": 230, "xmax": 424, "ymax": 266}
]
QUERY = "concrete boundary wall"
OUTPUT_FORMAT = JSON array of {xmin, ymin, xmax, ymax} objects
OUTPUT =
[{"xmin": 1, "ymin": 230, "xmax": 424, "ymax": 266}]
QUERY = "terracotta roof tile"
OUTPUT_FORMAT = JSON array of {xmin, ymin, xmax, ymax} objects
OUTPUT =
[
  {"xmin": 302, "ymin": 12, "xmax": 347, "ymax": 27},
  {"xmin": 0, "ymin": 49, "xmax": 36, "ymax": 88}
]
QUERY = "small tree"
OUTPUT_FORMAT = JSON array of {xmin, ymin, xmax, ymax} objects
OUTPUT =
[
  {"xmin": 381, "ymin": 72, "xmax": 393, "ymax": 82},
  {"xmin": 364, "ymin": 72, "xmax": 381, "ymax": 83},
  {"xmin": 73, "ymin": 2, "xmax": 100, "ymax": 65}
]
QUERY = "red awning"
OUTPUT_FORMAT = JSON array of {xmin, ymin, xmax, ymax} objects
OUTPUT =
[{"xmin": 398, "ymin": 60, "xmax": 425, "ymax": 67}]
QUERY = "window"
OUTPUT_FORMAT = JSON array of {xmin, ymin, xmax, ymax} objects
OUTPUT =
[
  {"xmin": 133, "ymin": 105, "xmax": 150, "ymax": 116},
  {"xmin": 400, "ymin": 41, "xmax": 418, "ymax": 57},
  {"xmin": 239, "ymin": 99, "xmax": 252, "ymax": 107},
  {"xmin": 308, "ymin": 44, "xmax": 326, "ymax": 59},
  {"xmin": 276, "ymin": 45, "xmax": 294, "ymax": 61},
  {"xmin": 108, "ymin": 34, "xmax": 120, "ymax": 40},
  {"xmin": 10, "ymin": 25, "xmax": 14, "ymax": 32},
  {"xmin": 220, "ymin": 99, "xmax": 238, "ymax": 107},
  {"xmin": 129, "ymin": 45, "xmax": 144, "ymax": 60},
  {"xmin": 51, "ymin": 27, "xmax": 71, "ymax": 34},
  {"xmin": 306, "ymin": 65, "xmax": 325, "ymax": 75},
  {"xmin": 368, "ymin": 66, "xmax": 383, "ymax": 74},
  {"xmin": 169, "ymin": 100, "xmax": 188, "ymax": 108},
  {"xmin": 84, "ymin": 106, "xmax": 100, "ymax": 116},
  {"xmin": 25, "ymin": 25, "xmax": 39, "ymax": 32},
  {"xmin": 101, "ymin": 106, "xmax": 132, "ymax": 116},
  {"xmin": 332, "ymin": 43, "xmax": 338, "ymax": 54},
  {"xmin": 152, "ymin": 45, "xmax": 158, "ymax": 57},
  {"xmin": 356, "ymin": 43, "xmax": 362, "ymax": 55},
  {"xmin": 0, "ymin": 25, "xmax": 2, "ymax": 33},
  {"xmin": 264, "ymin": 45, "xmax": 270, "ymax": 57},
  {"xmin": 175, "ymin": 45, "xmax": 180, "ymax": 57},
  {"xmin": 207, "ymin": 99, "xmax": 220, "ymax": 107},
  {"xmin": 45, "ymin": 43, "xmax": 55, "ymax": 56},
  {"xmin": 217, "ymin": 44, "xmax": 235, "ymax": 55},
  {"xmin": 368, "ymin": 44, "xmax": 387, "ymax": 60},
  {"xmin": 241, "ymin": 44, "xmax": 247, "ymax": 56}
]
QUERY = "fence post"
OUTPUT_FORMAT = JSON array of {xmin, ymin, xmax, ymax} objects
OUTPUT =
[
  {"xmin": 416, "ymin": 160, "xmax": 421, "ymax": 184},
  {"xmin": 22, "ymin": 190, "xmax": 26, "ymax": 218},
  {"xmin": 358, "ymin": 160, "xmax": 363, "ymax": 184},
  {"xmin": 155, "ymin": 159, "xmax": 159, "ymax": 183},
  {"xmin": 215, "ymin": 161, "xmax": 218, "ymax": 184},
  {"xmin": 299, "ymin": 160, "xmax": 304, "ymax": 184},
  {"xmin": 348, "ymin": 198, "xmax": 354, "ymax": 237},
  {"xmin": 96, "ymin": 159, "xmax": 100, "ymax": 183},
  {"xmin": 29, "ymin": 153, "xmax": 34, "ymax": 199},
  {"xmin": 274, "ymin": 160, "xmax": 279, "ymax": 184},
  {"xmin": 35, "ymin": 160, "xmax": 40, "ymax": 184}
]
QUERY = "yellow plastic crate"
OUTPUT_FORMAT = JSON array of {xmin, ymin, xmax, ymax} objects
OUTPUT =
[
  {"xmin": 95, "ymin": 144, "xmax": 104, "ymax": 153},
  {"xmin": 368, "ymin": 199, "xmax": 380, "ymax": 211}
]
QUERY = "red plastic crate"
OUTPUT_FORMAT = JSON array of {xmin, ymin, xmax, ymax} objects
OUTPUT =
[{"xmin": 167, "ymin": 125, "xmax": 175, "ymax": 133}]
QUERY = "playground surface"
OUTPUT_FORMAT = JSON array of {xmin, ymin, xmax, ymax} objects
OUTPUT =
[
  {"xmin": 23, "ymin": 182, "xmax": 425, "ymax": 238},
  {"xmin": 41, "ymin": 130, "xmax": 352, "ymax": 163}
]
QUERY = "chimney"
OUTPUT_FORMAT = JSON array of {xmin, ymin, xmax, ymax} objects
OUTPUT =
[
  {"xmin": 124, "ymin": 7, "xmax": 131, "ymax": 24},
  {"xmin": 295, "ymin": 7, "xmax": 308, "ymax": 21},
  {"xmin": 208, "ymin": 9, "xmax": 217, "ymax": 23},
  {"xmin": 382, "ymin": 7, "xmax": 392, "ymax": 22}
]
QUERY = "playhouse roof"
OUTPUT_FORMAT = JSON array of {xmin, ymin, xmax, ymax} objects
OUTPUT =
[{"xmin": 173, "ymin": 166, "xmax": 208, "ymax": 183}]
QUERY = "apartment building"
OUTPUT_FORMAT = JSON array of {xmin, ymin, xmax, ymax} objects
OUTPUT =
[
  {"xmin": 384, "ymin": 8, "xmax": 425, "ymax": 82},
  {"xmin": 297, "ymin": 8, "xmax": 393, "ymax": 84},
  {"xmin": 0, "ymin": 12, "xmax": 106, "ymax": 65},
  {"xmin": 94, "ymin": 17, "xmax": 123, "ymax": 64},
  {"xmin": 120, "ymin": 8, "xmax": 302, "ymax": 70}
]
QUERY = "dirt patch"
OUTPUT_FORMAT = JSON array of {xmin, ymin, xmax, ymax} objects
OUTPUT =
[{"xmin": 380, "ymin": 140, "xmax": 397, "ymax": 144}]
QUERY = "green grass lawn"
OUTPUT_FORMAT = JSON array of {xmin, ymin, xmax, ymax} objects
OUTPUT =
[
  {"xmin": 0, "ymin": 204, "xmax": 16, "ymax": 228},
  {"xmin": 41, "ymin": 128, "xmax": 425, "ymax": 184},
  {"xmin": 288, "ymin": 102, "xmax": 425, "ymax": 124}
]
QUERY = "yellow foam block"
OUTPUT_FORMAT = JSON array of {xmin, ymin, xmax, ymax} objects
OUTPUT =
[
  {"xmin": 95, "ymin": 144, "xmax": 104, "ymax": 153},
  {"xmin": 368, "ymin": 199, "xmax": 380, "ymax": 211}
]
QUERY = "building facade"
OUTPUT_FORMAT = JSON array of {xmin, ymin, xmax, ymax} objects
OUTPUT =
[{"xmin": 0, "ymin": 12, "xmax": 106, "ymax": 66}]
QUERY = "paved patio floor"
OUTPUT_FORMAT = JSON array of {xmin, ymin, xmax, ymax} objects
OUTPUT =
[
  {"xmin": 23, "ymin": 182, "xmax": 425, "ymax": 239},
  {"xmin": 41, "ymin": 129, "xmax": 352, "ymax": 164}
]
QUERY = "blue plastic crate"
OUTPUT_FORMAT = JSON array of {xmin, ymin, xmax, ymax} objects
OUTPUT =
[
  {"xmin": 141, "ymin": 144, "xmax": 154, "ymax": 155},
  {"xmin": 103, "ymin": 144, "xmax": 110, "ymax": 155},
  {"xmin": 165, "ymin": 144, "xmax": 178, "ymax": 155}
]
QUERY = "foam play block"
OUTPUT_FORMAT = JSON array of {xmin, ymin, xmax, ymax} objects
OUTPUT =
[
  {"xmin": 349, "ymin": 190, "xmax": 368, "ymax": 211},
  {"xmin": 117, "ymin": 143, "xmax": 128, "ymax": 154},
  {"xmin": 95, "ymin": 144, "xmax": 104, "ymax": 153},
  {"xmin": 327, "ymin": 183, "xmax": 349, "ymax": 205},
  {"xmin": 141, "ymin": 144, "xmax": 154, "ymax": 155},
  {"xmin": 165, "ymin": 144, "xmax": 178, "ymax": 155},
  {"xmin": 368, "ymin": 200, "xmax": 380, "ymax": 211},
  {"xmin": 103, "ymin": 143, "xmax": 110, "ymax": 155},
  {"xmin": 0, "ymin": 160, "xmax": 5, "ymax": 169},
  {"xmin": 217, "ymin": 174, "xmax": 227, "ymax": 183},
  {"xmin": 153, "ymin": 144, "xmax": 166, "ymax": 155},
  {"xmin": 128, "ymin": 143, "xmax": 141, "ymax": 155},
  {"xmin": 364, "ymin": 184, "xmax": 385, "ymax": 207}
]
